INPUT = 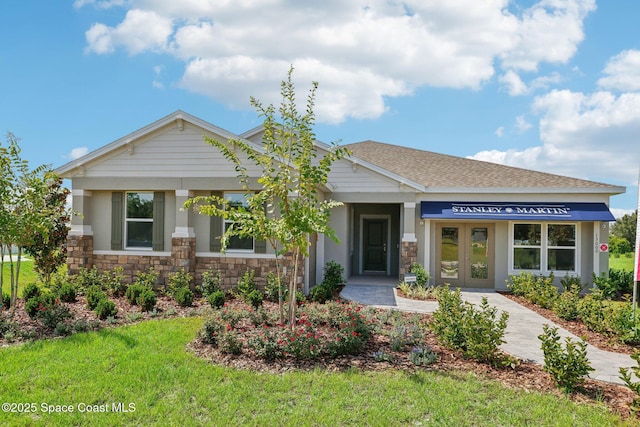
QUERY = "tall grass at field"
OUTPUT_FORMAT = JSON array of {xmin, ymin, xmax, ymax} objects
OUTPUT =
[
  {"xmin": 610, "ymin": 253, "xmax": 635, "ymax": 272},
  {"xmin": 0, "ymin": 317, "xmax": 632, "ymax": 426}
]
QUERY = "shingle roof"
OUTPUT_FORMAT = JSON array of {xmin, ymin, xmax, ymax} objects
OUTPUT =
[{"xmin": 345, "ymin": 140, "xmax": 622, "ymax": 191}]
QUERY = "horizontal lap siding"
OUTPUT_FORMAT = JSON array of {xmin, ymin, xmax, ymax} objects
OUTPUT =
[{"xmin": 327, "ymin": 160, "xmax": 401, "ymax": 192}]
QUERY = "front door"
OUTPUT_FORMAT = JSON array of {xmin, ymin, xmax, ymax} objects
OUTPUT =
[
  {"xmin": 436, "ymin": 223, "xmax": 494, "ymax": 288},
  {"xmin": 363, "ymin": 218, "xmax": 388, "ymax": 273}
]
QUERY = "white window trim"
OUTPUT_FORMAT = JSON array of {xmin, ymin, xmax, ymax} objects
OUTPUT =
[
  {"xmin": 125, "ymin": 191, "xmax": 154, "ymax": 251},
  {"xmin": 223, "ymin": 191, "xmax": 255, "ymax": 253},
  {"xmin": 508, "ymin": 222, "xmax": 580, "ymax": 276}
]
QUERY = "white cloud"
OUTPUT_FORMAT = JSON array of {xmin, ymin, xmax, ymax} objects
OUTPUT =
[
  {"xmin": 610, "ymin": 208, "xmax": 635, "ymax": 219},
  {"xmin": 82, "ymin": 0, "xmax": 596, "ymax": 123},
  {"xmin": 597, "ymin": 49, "xmax": 640, "ymax": 92},
  {"xmin": 74, "ymin": 0, "xmax": 125, "ymax": 9},
  {"xmin": 515, "ymin": 115, "xmax": 532, "ymax": 132},
  {"xmin": 68, "ymin": 147, "xmax": 89, "ymax": 160},
  {"xmin": 500, "ymin": 70, "xmax": 528, "ymax": 96},
  {"xmin": 495, "ymin": 126, "xmax": 505, "ymax": 138}
]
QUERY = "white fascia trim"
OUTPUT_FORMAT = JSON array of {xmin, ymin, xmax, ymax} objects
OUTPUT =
[
  {"xmin": 402, "ymin": 233, "xmax": 417, "ymax": 243},
  {"xmin": 423, "ymin": 186, "xmax": 626, "ymax": 195},
  {"xmin": 404, "ymin": 202, "xmax": 416, "ymax": 209},
  {"xmin": 94, "ymin": 250, "xmax": 172, "ymax": 257},
  {"xmin": 196, "ymin": 252, "xmax": 276, "ymax": 259},
  {"xmin": 175, "ymin": 190, "xmax": 193, "ymax": 197}
]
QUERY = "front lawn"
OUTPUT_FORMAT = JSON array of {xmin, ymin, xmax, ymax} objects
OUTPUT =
[
  {"xmin": 1, "ymin": 259, "xmax": 39, "ymax": 298},
  {"xmin": 610, "ymin": 254, "xmax": 635, "ymax": 272},
  {"xmin": 0, "ymin": 317, "xmax": 632, "ymax": 426}
]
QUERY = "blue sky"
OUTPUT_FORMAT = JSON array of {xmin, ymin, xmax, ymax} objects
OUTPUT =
[{"xmin": 1, "ymin": 0, "xmax": 639, "ymax": 216}]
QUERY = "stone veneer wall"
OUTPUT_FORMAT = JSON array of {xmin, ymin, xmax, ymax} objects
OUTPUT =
[
  {"xmin": 66, "ymin": 236, "xmax": 304, "ymax": 291},
  {"xmin": 400, "ymin": 241, "xmax": 417, "ymax": 276}
]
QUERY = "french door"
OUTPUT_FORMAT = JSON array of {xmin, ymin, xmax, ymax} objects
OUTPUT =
[{"xmin": 435, "ymin": 223, "xmax": 494, "ymax": 288}]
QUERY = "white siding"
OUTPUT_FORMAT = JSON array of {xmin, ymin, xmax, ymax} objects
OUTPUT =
[{"xmin": 327, "ymin": 158, "xmax": 404, "ymax": 193}]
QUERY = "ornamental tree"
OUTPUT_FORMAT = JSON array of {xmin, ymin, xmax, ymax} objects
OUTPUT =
[{"xmin": 186, "ymin": 67, "xmax": 350, "ymax": 326}]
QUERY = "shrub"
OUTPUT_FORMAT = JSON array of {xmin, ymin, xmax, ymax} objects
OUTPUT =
[
  {"xmin": 200, "ymin": 314, "xmax": 225, "ymax": 345},
  {"xmin": 246, "ymin": 289, "xmax": 264, "ymax": 309},
  {"xmin": 22, "ymin": 283, "xmax": 41, "ymax": 301},
  {"xmin": 607, "ymin": 301, "xmax": 640, "ymax": 344},
  {"xmin": 431, "ymin": 287, "xmax": 509, "ymax": 365},
  {"xmin": 397, "ymin": 282, "xmax": 437, "ymax": 300},
  {"xmin": 134, "ymin": 268, "xmax": 158, "ymax": 289},
  {"xmin": 592, "ymin": 272, "xmax": 618, "ymax": 299},
  {"xmin": 95, "ymin": 299, "xmax": 118, "ymax": 320},
  {"xmin": 168, "ymin": 269, "xmax": 192, "ymax": 296},
  {"xmin": 389, "ymin": 322, "xmax": 424, "ymax": 351},
  {"xmin": 137, "ymin": 288, "xmax": 157, "ymax": 312},
  {"xmin": 126, "ymin": 284, "xmax": 147, "ymax": 305},
  {"xmin": 507, "ymin": 272, "xmax": 558, "ymax": 309},
  {"xmin": 619, "ymin": 351, "xmax": 640, "ymax": 413},
  {"xmin": 323, "ymin": 260, "xmax": 345, "ymax": 289},
  {"xmin": 55, "ymin": 322, "xmax": 72, "ymax": 336},
  {"xmin": 218, "ymin": 330, "xmax": 243, "ymax": 355},
  {"xmin": 539, "ymin": 325, "xmax": 593, "ymax": 393},
  {"xmin": 2, "ymin": 292, "xmax": 10, "ymax": 309},
  {"xmin": 264, "ymin": 272, "xmax": 286, "ymax": 303},
  {"xmin": 560, "ymin": 274, "xmax": 585, "ymax": 294},
  {"xmin": 554, "ymin": 291, "xmax": 580, "ymax": 321},
  {"xmin": 235, "ymin": 270, "xmax": 257, "ymax": 300},
  {"xmin": 85, "ymin": 285, "xmax": 107, "ymax": 310},
  {"xmin": 409, "ymin": 345, "xmax": 437, "ymax": 366},
  {"xmin": 24, "ymin": 292, "xmax": 55, "ymax": 318},
  {"xmin": 372, "ymin": 349, "xmax": 393, "ymax": 362},
  {"xmin": 208, "ymin": 290, "xmax": 226, "ymax": 309},
  {"xmin": 73, "ymin": 266, "xmax": 103, "ymax": 291},
  {"xmin": 409, "ymin": 262, "xmax": 430, "ymax": 287},
  {"xmin": 174, "ymin": 286, "xmax": 194, "ymax": 307},
  {"xmin": 105, "ymin": 266, "xmax": 127, "ymax": 297},
  {"xmin": 56, "ymin": 283, "xmax": 77, "ymax": 303},
  {"xmin": 577, "ymin": 293, "xmax": 608, "ymax": 334},
  {"xmin": 200, "ymin": 269, "xmax": 222, "ymax": 297},
  {"xmin": 609, "ymin": 269, "xmax": 633, "ymax": 296},
  {"xmin": 309, "ymin": 283, "xmax": 334, "ymax": 304}
]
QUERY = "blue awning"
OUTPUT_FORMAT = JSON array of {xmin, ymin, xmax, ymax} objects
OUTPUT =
[{"xmin": 420, "ymin": 202, "xmax": 615, "ymax": 221}]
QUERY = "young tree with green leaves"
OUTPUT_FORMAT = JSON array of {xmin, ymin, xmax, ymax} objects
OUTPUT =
[
  {"xmin": 611, "ymin": 210, "xmax": 638, "ymax": 252},
  {"xmin": 0, "ymin": 132, "xmax": 68, "ymax": 313},
  {"xmin": 186, "ymin": 67, "xmax": 350, "ymax": 326}
]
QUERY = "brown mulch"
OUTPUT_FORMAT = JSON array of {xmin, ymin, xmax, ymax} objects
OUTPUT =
[{"xmin": 498, "ymin": 291, "xmax": 639, "ymax": 355}]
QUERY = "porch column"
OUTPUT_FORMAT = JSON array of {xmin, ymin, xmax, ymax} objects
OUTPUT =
[
  {"xmin": 401, "ymin": 202, "xmax": 418, "ymax": 276},
  {"xmin": 171, "ymin": 190, "xmax": 196, "ymax": 275},
  {"xmin": 67, "ymin": 189, "xmax": 94, "ymax": 274}
]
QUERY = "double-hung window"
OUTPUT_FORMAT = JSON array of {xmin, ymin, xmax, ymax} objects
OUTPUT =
[
  {"xmin": 224, "ymin": 192, "xmax": 254, "ymax": 251},
  {"xmin": 126, "ymin": 192, "xmax": 154, "ymax": 249},
  {"xmin": 511, "ymin": 222, "xmax": 577, "ymax": 273}
]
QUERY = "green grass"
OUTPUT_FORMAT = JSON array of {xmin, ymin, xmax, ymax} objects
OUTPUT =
[
  {"xmin": 1, "ymin": 259, "xmax": 40, "ymax": 298},
  {"xmin": 610, "ymin": 253, "xmax": 635, "ymax": 272},
  {"xmin": 0, "ymin": 317, "xmax": 631, "ymax": 426}
]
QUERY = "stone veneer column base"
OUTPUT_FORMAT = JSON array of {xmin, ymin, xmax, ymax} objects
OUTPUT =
[
  {"xmin": 66, "ymin": 235, "xmax": 94, "ymax": 276},
  {"xmin": 400, "ymin": 241, "xmax": 417, "ymax": 276}
]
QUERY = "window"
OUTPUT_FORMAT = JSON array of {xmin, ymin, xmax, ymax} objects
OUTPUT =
[
  {"xmin": 126, "ymin": 192, "xmax": 154, "ymax": 248},
  {"xmin": 224, "ymin": 192, "xmax": 254, "ymax": 251},
  {"xmin": 511, "ymin": 223, "xmax": 577, "ymax": 273}
]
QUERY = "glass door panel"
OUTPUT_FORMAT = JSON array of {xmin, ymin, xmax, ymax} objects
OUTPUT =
[
  {"xmin": 470, "ymin": 227, "xmax": 489, "ymax": 279},
  {"xmin": 440, "ymin": 227, "xmax": 459, "ymax": 279}
]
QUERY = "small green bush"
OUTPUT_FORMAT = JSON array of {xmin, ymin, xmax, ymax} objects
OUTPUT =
[
  {"xmin": 246, "ymin": 289, "xmax": 264, "ymax": 309},
  {"xmin": 174, "ymin": 287, "xmax": 194, "ymax": 307},
  {"xmin": 200, "ymin": 313, "xmax": 225, "ymax": 345},
  {"xmin": 264, "ymin": 272, "xmax": 286, "ymax": 303},
  {"xmin": 539, "ymin": 325, "xmax": 593, "ymax": 393},
  {"xmin": 56, "ymin": 283, "xmax": 77, "ymax": 303},
  {"xmin": 95, "ymin": 299, "xmax": 118, "ymax": 320},
  {"xmin": 85, "ymin": 285, "xmax": 107, "ymax": 310},
  {"xmin": 72, "ymin": 266, "xmax": 103, "ymax": 291},
  {"xmin": 235, "ymin": 270, "xmax": 257, "ymax": 300},
  {"xmin": 134, "ymin": 268, "xmax": 159, "ymax": 289},
  {"xmin": 218, "ymin": 330, "xmax": 243, "ymax": 355},
  {"xmin": 554, "ymin": 291, "xmax": 580, "ymax": 321},
  {"xmin": 2, "ymin": 292, "xmax": 10, "ymax": 309},
  {"xmin": 105, "ymin": 266, "xmax": 127, "ymax": 297},
  {"xmin": 168, "ymin": 269, "xmax": 192, "ymax": 296},
  {"xmin": 22, "ymin": 283, "xmax": 41, "ymax": 301},
  {"xmin": 323, "ymin": 260, "xmax": 345, "ymax": 289},
  {"xmin": 619, "ymin": 351, "xmax": 640, "ymax": 413},
  {"xmin": 409, "ymin": 345, "xmax": 437, "ymax": 366},
  {"xmin": 577, "ymin": 293, "xmax": 608, "ymax": 334},
  {"xmin": 372, "ymin": 349, "xmax": 393, "ymax": 362},
  {"xmin": 208, "ymin": 290, "xmax": 226, "ymax": 309},
  {"xmin": 560, "ymin": 274, "xmax": 585, "ymax": 294},
  {"xmin": 409, "ymin": 262, "xmax": 430, "ymax": 287},
  {"xmin": 125, "ymin": 284, "xmax": 146, "ymax": 305},
  {"xmin": 39, "ymin": 304, "xmax": 72, "ymax": 330},
  {"xmin": 309, "ymin": 283, "xmax": 334, "ymax": 303},
  {"xmin": 137, "ymin": 288, "xmax": 157, "ymax": 312},
  {"xmin": 199, "ymin": 269, "xmax": 222, "ymax": 297},
  {"xmin": 24, "ymin": 293, "xmax": 55, "ymax": 318}
]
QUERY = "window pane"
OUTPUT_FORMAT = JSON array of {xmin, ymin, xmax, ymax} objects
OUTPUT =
[
  {"xmin": 127, "ymin": 221, "xmax": 153, "ymax": 248},
  {"xmin": 226, "ymin": 192, "xmax": 248, "ymax": 209},
  {"xmin": 470, "ymin": 227, "xmax": 488, "ymax": 279},
  {"xmin": 548, "ymin": 224, "xmax": 575, "ymax": 247},
  {"xmin": 228, "ymin": 235, "xmax": 254, "ymax": 250},
  {"xmin": 548, "ymin": 249, "xmax": 575, "ymax": 271},
  {"xmin": 440, "ymin": 227, "xmax": 459, "ymax": 279},
  {"xmin": 513, "ymin": 224, "xmax": 541, "ymax": 246},
  {"xmin": 127, "ymin": 193, "xmax": 153, "ymax": 218},
  {"xmin": 514, "ymin": 248, "xmax": 540, "ymax": 270}
]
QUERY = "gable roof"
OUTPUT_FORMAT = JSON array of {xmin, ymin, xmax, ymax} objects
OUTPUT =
[{"xmin": 345, "ymin": 141, "xmax": 625, "ymax": 194}]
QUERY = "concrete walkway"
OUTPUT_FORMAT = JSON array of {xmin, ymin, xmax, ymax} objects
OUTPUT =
[{"xmin": 340, "ymin": 277, "xmax": 637, "ymax": 385}]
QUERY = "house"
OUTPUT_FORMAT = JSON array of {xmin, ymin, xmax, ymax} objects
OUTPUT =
[{"xmin": 56, "ymin": 111, "xmax": 625, "ymax": 291}]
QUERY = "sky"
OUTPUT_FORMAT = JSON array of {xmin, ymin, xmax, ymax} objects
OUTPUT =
[{"xmin": 1, "ymin": 0, "xmax": 639, "ymax": 217}]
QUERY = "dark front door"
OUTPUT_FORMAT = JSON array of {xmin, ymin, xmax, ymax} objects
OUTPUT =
[{"xmin": 363, "ymin": 219, "xmax": 388, "ymax": 272}]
